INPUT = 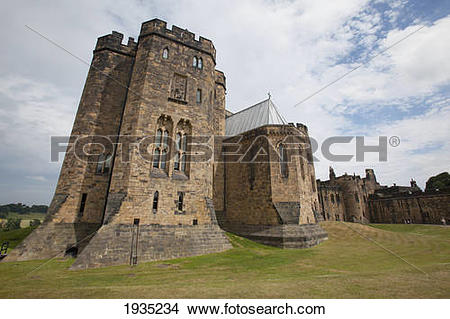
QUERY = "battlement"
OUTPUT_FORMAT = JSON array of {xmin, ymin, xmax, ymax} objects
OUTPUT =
[
  {"xmin": 139, "ymin": 18, "xmax": 216, "ymax": 61},
  {"xmin": 215, "ymin": 70, "xmax": 226, "ymax": 89},
  {"xmin": 296, "ymin": 123, "xmax": 308, "ymax": 134},
  {"xmin": 95, "ymin": 31, "xmax": 137, "ymax": 56}
]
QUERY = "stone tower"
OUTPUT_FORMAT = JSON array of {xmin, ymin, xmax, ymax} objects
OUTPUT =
[
  {"xmin": 216, "ymin": 100, "xmax": 327, "ymax": 248},
  {"xmin": 71, "ymin": 19, "xmax": 232, "ymax": 269},
  {"xmin": 6, "ymin": 31, "xmax": 137, "ymax": 261},
  {"xmin": 8, "ymin": 19, "xmax": 232, "ymax": 267}
]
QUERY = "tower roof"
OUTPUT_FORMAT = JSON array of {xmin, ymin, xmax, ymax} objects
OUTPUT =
[{"xmin": 225, "ymin": 98, "xmax": 287, "ymax": 136}]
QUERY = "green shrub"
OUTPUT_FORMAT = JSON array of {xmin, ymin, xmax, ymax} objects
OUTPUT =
[{"xmin": 4, "ymin": 218, "xmax": 21, "ymax": 231}]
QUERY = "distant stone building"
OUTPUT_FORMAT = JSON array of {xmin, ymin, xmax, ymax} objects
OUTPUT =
[
  {"xmin": 317, "ymin": 167, "xmax": 382, "ymax": 223},
  {"xmin": 318, "ymin": 167, "xmax": 449, "ymax": 225},
  {"xmin": 6, "ymin": 19, "xmax": 327, "ymax": 269},
  {"xmin": 368, "ymin": 187, "xmax": 450, "ymax": 225}
]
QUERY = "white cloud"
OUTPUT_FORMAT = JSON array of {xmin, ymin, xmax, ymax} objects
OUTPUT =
[
  {"xmin": 26, "ymin": 176, "xmax": 47, "ymax": 182},
  {"xmin": 0, "ymin": 0, "xmax": 448, "ymax": 203}
]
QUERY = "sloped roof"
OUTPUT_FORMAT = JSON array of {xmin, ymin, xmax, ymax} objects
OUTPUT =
[{"xmin": 225, "ymin": 98, "xmax": 287, "ymax": 136}]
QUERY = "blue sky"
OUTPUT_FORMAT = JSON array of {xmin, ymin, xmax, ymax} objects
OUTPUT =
[{"xmin": 0, "ymin": 0, "xmax": 449, "ymax": 204}]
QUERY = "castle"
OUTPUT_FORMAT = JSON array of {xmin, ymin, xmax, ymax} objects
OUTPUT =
[
  {"xmin": 6, "ymin": 19, "xmax": 327, "ymax": 269},
  {"xmin": 6, "ymin": 19, "xmax": 448, "ymax": 269},
  {"xmin": 317, "ymin": 168, "xmax": 450, "ymax": 225}
]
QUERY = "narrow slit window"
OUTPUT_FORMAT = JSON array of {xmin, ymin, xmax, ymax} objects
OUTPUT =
[
  {"xmin": 79, "ymin": 193, "xmax": 87, "ymax": 214},
  {"xmin": 152, "ymin": 191, "xmax": 159, "ymax": 213},
  {"xmin": 279, "ymin": 144, "xmax": 288, "ymax": 178},
  {"xmin": 177, "ymin": 192, "xmax": 184, "ymax": 211},
  {"xmin": 196, "ymin": 89, "xmax": 202, "ymax": 103}
]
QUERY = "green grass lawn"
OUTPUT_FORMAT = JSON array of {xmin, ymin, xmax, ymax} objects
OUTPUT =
[{"xmin": 0, "ymin": 222, "xmax": 449, "ymax": 298}]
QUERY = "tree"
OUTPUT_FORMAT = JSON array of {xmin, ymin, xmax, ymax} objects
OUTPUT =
[
  {"xmin": 4, "ymin": 218, "xmax": 21, "ymax": 231},
  {"xmin": 425, "ymin": 172, "xmax": 450, "ymax": 192}
]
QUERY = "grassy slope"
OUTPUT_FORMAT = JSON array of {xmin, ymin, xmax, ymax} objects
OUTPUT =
[{"xmin": 0, "ymin": 222, "xmax": 449, "ymax": 298}]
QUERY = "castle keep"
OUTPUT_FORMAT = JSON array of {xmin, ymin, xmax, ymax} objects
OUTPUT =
[{"xmin": 6, "ymin": 19, "xmax": 327, "ymax": 268}]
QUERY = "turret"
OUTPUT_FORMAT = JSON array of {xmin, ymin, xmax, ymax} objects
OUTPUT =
[
  {"xmin": 329, "ymin": 166, "xmax": 336, "ymax": 181},
  {"xmin": 365, "ymin": 168, "xmax": 377, "ymax": 183}
]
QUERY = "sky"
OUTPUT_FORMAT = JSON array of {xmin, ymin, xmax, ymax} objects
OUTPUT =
[{"xmin": 0, "ymin": 0, "xmax": 449, "ymax": 205}]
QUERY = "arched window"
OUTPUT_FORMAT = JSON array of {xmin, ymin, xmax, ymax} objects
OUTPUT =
[
  {"xmin": 153, "ymin": 128, "xmax": 170, "ymax": 170},
  {"xmin": 331, "ymin": 194, "xmax": 335, "ymax": 204},
  {"xmin": 198, "ymin": 57, "xmax": 203, "ymax": 69},
  {"xmin": 193, "ymin": 56, "xmax": 198, "ymax": 68},
  {"xmin": 355, "ymin": 193, "xmax": 360, "ymax": 202},
  {"xmin": 162, "ymin": 48, "xmax": 169, "ymax": 59},
  {"xmin": 156, "ymin": 129, "xmax": 162, "ymax": 146},
  {"xmin": 279, "ymin": 144, "xmax": 288, "ymax": 178},
  {"xmin": 160, "ymin": 149, "xmax": 167, "ymax": 169},
  {"xmin": 153, "ymin": 149, "xmax": 160, "ymax": 168},
  {"xmin": 96, "ymin": 153, "xmax": 112, "ymax": 174},
  {"xmin": 174, "ymin": 133, "xmax": 182, "ymax": 170},
  {"xmin": 96, "ymin": 153, "xmax": 105, "ymax": 174},
  {"xmin": 152, "ymin": 191, "xmax": 159, "ymax": 213},
  {"xmin": 174, "ymin": 132, "xmax": 188, "ymax": 173}
]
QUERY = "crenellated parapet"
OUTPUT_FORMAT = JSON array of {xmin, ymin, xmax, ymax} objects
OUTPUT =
[
  {"xmin": 94, "ymin": 31, "xmax": 137, "ymax": 57},
  {"xmin": 215, "ymin": 70, "xmax": 226, "ymax": 89},
  {"xmin": 296, "ymin": 123, "xmax": 308, "ymax": 134},
  {"xmin": 139, "ymin": 18, "xmax": 216, "ymax": 62}
]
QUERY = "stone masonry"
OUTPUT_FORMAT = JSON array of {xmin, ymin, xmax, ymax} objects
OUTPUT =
[{"xmin": 6, "ymin": 19, "xmax": 328, "ymax": 268}]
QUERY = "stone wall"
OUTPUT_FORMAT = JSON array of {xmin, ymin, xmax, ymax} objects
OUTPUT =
[
  {"xmin": 369, "ymin": 191, "xmax": 450, "ymax": 224},
  {"xmin": 217, "ymin": 215, "xmax": 327, "ymax": 249},
  {"xmin": 104, "ymin": 18, "xmax": 222, "ymax": 227},
  {"xmin": 51, "ymin": 31, "xmax": 136, "ymax": 225},
  {"xmin": 318, "ymin": 185, "xmax": 345, "ymax": 221},
  {"xmin": 219, "ymin": 123, "xmax": 327, "ymax": 247},
  {"xmin": 317, "ymin": 168, "xmax": 381, "ymax": 223},
  {"xmin": 5, "ymin": 222, "xmax": 100, "ymax": 261},
  {"xmin": 71, "ymin": 223, "xmax": 231, "ymax": 269}
]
